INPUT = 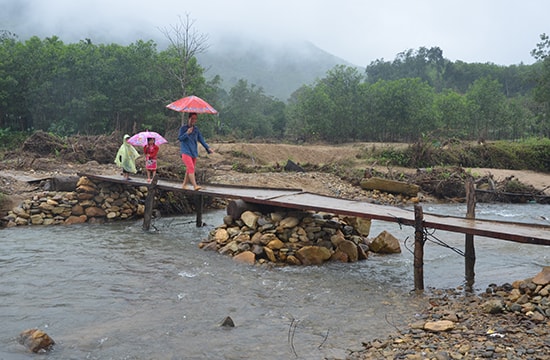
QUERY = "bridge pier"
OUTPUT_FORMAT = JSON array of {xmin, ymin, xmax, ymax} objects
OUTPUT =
[
  {"xmin": 414, "ymin": 204, "xmax": 425, "ymax": 291},
  {"xmin": 142, "ymin": 176, "xmax": 158, "ymax": 231},
  {"xmin": 465, "ymin": 178, "xmax": 477, "ymax": 292},
  {"xmin": 195, "ymin": 194, "xmax": 204, "ymax": 227}
]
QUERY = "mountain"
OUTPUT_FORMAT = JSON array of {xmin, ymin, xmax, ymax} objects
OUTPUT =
[{"xmin": 197, "ymin": 37, "xmax": 361, "ymax": 101}]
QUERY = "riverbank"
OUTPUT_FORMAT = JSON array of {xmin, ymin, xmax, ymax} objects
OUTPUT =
[
  {"xmin": 348, "ymin": 268, "xmax": 550, "ymax": 359},
  {"xmin": 0, "ymin": 138, "xmax": 549, "ymax": 358},
  {"xmin": 2, "ymin": 139, "xmax": 550, "ymax": 213}
]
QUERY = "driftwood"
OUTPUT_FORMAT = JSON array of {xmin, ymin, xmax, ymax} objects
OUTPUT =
[
  {"xmin": 41, "ymin": 175, "xmax": 80, "ymax": 191},
  {"xmin": 227, "ymin": 199, "xmax": 288, "ymax": 219},
  {"xmin": 360, "ymin": 177, "xmax": 420, "ymax": 197},
  {"xmin": 227, "ymin": 199, "xmax": 259, "ymax": 219}
]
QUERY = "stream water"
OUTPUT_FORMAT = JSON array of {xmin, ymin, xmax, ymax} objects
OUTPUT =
[{"xmin": 1, "ymin": 203, "xmax": 548, "ymax": 359}]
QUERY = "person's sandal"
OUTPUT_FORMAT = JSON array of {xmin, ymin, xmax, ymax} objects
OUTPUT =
[{"xmin": 194, "ymin": 186, "xmax": 202, "ymax": 191}]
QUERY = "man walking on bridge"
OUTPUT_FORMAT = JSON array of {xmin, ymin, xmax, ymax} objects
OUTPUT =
[{"xmin": 178, "ymin": 112, "xmax": 214, "ymax": 190}]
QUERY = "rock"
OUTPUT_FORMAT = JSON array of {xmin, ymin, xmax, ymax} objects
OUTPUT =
[
  {"xmin": 369, "ymin": 230, "xmax": 402, "ymax": 253},
  {"xmin": 64, "ymin": 215, "xmax": 87, "ymax": 224},
  {"xmin": 286, "ymin": 255, "xmax": 301, "ymax": 265},
  {"xmin": 85, "ymin": 206, "xmax": 106, "ymax": 217},
  {"xmin": 77, "ymin": 184, "xmax": 97, "ymax": 194},
  {"xmin": 279, "ymin": 216, "xmax": 299, "ymax": 229},
  {"xmin": 12, "ymin": 207, "xmax": 29, "ymax": 218},
  {"xmin": 240, "ymin": 210, "xmax": 259, "ymax": 229},
  {"xmin": 532, "ymin": 266, "xmax": 550, "ymax": 286},
  {"xmin": 18, "ymin": 328, "xmax": 55, "ymax": 353},
  {"xmin": 264, "ymin": 246, "xmax": 277, "ymax": 262},
  {"xmin": 295, "ymin": 246, "xmax": 332, "ymax": 265},
  {"xmin": 423, "ymin": 320, "xmax": 455, "ymax": 332},
  {"xmin": 259, "ymin": 233, "xmax": 279, "ymax": 245},
  {"xmin": 284, "ymin": 159, "xmax": 305, "ymax": 172},
  {"xmin": 481, "ymin": 299, "xmax": 504, "ymax": 314},
  {"xmin": 30, "ymin": 214, "xmax": 44, "ymax": 225},
  {"xmin": 337, "ymin": 239, "xmax": 359, "ymax": 262},
  {"xmin": 330, "ymin": 249, "xmax": 349, "ymax": 262},
  {"xmin": 15, "ymin": 217, "xmax": 29, "ymax": 225},
  {"xmin": 233, "ymin": 251, "xmax": 255, "ymax": 265},
  {"xmin": 220, "ymin": 316, "xmax": 235, "ymax": 327},
  {"xmin": 266, "ymin": 238, "xmax": 285, "ymax": 250},
  {"xmin": 76, "ymin": 176, "xmax": 95, "ymax": 187},
  {"xmin": 345, "ymin": 216, "xmax": 372, "ymax": 236}
]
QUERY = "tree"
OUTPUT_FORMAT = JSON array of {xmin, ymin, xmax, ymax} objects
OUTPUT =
[
  {"xmin": 285, "ymin": 65, "xmax": 365, "ymax": 142},
  {"xmin": 365, "ymin": 78, "xmax": 436, "ymax": 142},
  {"xmin": 466, "ymin": 77, "xmax": 508, "ymax": 140},
  {"xmin": 222, "ymin": 79, "xmax": 284, "ymax": 139},
  {"xmin": 366, "ymin": 47, "xmax": 446, "ymax": 91},
  {"xmin": 158, "ymin": 14, "xmax": 209, "ymax": 98},
  {"xmin": 433, "ymin": 90, "xmax": 471, "ymax": 139},
  {"xmin": 531, "ymin": 33, "xmax": 550, "ymax": 137}
]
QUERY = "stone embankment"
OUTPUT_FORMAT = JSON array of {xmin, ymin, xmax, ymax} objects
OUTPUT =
[
  {"xmin": 2, "ymin": 177, "xmax": 147, "ymax": 227},
  {"xmin": 199, "ymin": 203, "xmax": 402, "ymax": 266},
  {"xmin": 348, "ymin": 267, "xmax": 550, "ymax": 359}
]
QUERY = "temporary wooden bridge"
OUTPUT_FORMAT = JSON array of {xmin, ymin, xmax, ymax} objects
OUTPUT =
[
  {"xmin": 80, "ymin": 173, "xmax": 550, "ymax": 290},
  {"xmin": 81, "ymin": 173, "xmax": 550, "ymax": 244}
]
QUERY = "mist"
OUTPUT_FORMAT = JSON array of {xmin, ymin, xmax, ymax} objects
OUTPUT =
[{"xmin": 2, "ymin": 0, "xmax": 548, "ymax": 67}]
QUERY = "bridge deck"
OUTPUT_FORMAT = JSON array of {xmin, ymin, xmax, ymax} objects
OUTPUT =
[{"xmin": 80, "ymin": 173, "xmax": 550, "ymax": 246}]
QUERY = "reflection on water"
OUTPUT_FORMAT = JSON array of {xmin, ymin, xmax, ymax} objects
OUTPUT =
[{"xmin": 0, "ymin": 204, "xmax": 548, "ymax": 359}]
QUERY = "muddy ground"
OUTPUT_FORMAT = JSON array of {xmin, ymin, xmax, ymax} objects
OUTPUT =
[{"xmin": 1, "ymin": 131, "xmax": 549, "ymax": 215}]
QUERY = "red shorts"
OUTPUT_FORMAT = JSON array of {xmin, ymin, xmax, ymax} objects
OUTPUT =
[{"xmin": 181, "ymin": 154, "xmax": 197, "ymax": 174}]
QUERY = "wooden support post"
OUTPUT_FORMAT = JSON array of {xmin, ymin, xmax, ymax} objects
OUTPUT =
[
  {"xmin": 142, "ymin": 175, "xmax": 158, "ymax": 231},
  {"xmin": 414, "ymin": 204, "xmax": 425, "ymax": 291},
  {"xmin": 195, "ymin": 194, "xmax": 204, "ymax": 227},
  {"xmin": 465, "ymin": 178, "xmax": 476, "ymax": 292}
]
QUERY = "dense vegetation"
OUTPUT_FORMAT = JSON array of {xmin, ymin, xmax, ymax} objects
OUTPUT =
[{"xmin": 1, "ymin": 30, "xmax": 549, "ymax": 147}]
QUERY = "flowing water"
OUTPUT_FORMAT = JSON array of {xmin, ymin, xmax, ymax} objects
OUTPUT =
[{"xmin": 1, "ymin": 203, "xmax": 548, "ymax": 359}]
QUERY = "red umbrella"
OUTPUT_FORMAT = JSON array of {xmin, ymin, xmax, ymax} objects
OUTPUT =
[
  {"xmin": 127, "ymin": 131, "xmax": 168, "ymax": 146},
  {"xmin": 166, "ymin": 95, "xmax": 218, "ymax": 114}
]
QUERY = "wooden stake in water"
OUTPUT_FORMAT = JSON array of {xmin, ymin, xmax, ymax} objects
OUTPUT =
[
  {"xmin": 465, "ymin": 178, "xmax": 476, "ymax": 291},
  {"xmin": 414, "ymin": 204, "xmax": 424, "ymax": 291}
]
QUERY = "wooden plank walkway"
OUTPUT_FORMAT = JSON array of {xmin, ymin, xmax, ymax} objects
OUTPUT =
[{"xmin": 80, "ymin": 173, "xmax": 550, "ymax": 246}]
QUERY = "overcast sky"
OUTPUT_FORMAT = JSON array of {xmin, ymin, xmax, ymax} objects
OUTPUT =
[{"xmin": 1, "ymin": 0, "xmax": 548, "ymax": 66}]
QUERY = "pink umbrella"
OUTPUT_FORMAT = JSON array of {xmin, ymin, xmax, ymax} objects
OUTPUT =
[
  {"xmin": 127, "ymin": 131, "xmax": 168, "ymax": 146},
  {"xmin": 166, "ymin": 95, "xmax": 218, "ymax": 114}
]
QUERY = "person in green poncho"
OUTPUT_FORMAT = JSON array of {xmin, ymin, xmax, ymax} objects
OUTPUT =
[{"xmin": 115, "ymin": 134, "xmax": 140, "ymax": 180}]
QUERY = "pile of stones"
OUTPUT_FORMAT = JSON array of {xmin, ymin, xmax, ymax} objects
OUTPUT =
[
  {"xmin": 3, "ymin": 177, "xmax": 147, "ymax": 227},
  {"xmin": 348, "ymin": 267, "xmax": 550, "ymax": 359},
  {"xmin": 199, "ymin": 202, "xmax": 402, "ymax": 266}
]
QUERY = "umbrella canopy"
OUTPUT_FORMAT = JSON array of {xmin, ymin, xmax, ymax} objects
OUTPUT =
[
  {"xmin": 166, "ymin": 95, "xmax": 218, "ymax": 114},
  {"xmin": 127, "ymin": 131, "xmax": 168, "ymax": 146}
]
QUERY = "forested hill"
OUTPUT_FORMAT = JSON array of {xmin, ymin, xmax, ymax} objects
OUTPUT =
[{"xmin": 197, "ymin": 37, "xmax": 360, "ymax": 100}]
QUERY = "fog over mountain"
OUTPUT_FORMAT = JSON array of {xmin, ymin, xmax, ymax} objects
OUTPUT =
[
  {"xmin": 198, "ymin": 37, "xmax": 358, "ymax": 100},
  {"xmin": 5, "ymin": 0, "xmax": 546, "ymax": 99},
  {"xmin": 1, "ymin": 2, "xmax": 360, "ymax": 100}
]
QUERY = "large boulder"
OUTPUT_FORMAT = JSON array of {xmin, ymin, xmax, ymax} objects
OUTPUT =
[
  {"xmin": 369, "ymin": 231, "xmax": 402, "ymax": 254},
  {"xmin": 296, "ymin": 246, "xmax": 332, "ymax": 265}
]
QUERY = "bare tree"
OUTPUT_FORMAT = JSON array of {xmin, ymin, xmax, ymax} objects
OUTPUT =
[{"xmin": 158, "ymin": 14, "xmax": 209, "ymax": 97}]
